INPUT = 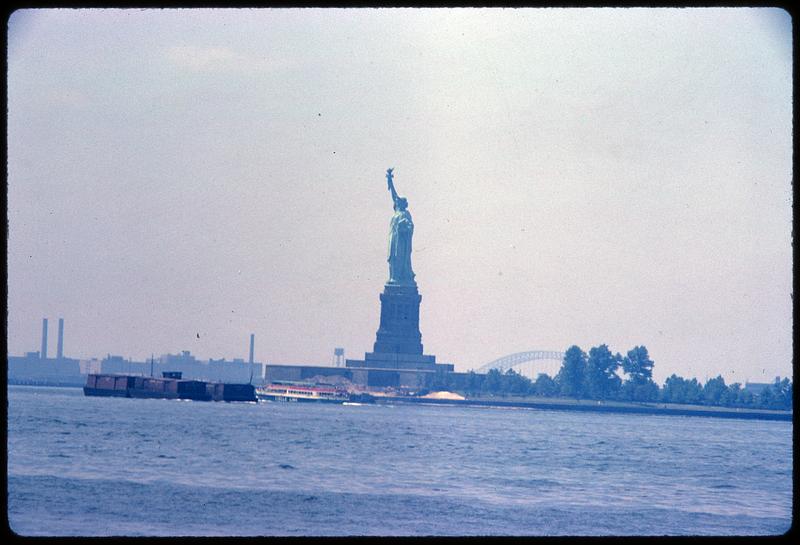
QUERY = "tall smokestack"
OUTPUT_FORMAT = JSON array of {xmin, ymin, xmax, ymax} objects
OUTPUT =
[
  {"xmin": 249, "ymin": 334, "xmax": 255, "ymax": 365},
  {"xmin": 57, "ymin": 318, "xmax": 64, "ymax": 359},
  {"xmin": 41, "ymin": 318, "xmax": 48, "ymax": 360}
]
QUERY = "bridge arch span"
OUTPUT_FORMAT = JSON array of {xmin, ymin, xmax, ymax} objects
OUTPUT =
[{"xmin": 475, "ymin": 350, "xmax": 565, "ymax": 377}]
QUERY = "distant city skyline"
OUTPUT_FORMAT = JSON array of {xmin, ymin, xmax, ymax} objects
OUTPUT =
[
  {"xmin": 17, "ymin": 315, "xmax": 268, "ymax": 364},
  {"xmin": 7, "ymin": 8, "xmax": 793, "ymax": 385}
]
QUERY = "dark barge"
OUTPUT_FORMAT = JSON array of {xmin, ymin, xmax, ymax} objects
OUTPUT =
[{"xmin": 83, "ymin": 372, "xmax": 257, "ymax": 402}]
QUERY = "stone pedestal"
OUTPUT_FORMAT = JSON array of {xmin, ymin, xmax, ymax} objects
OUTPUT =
[
  {"xmin": 345, "ymin": 282, "xmax": 454, "ymax": 384},
  {"xmin": 373, "ymin": 283, "xmax": 423, "ymax": 355}
]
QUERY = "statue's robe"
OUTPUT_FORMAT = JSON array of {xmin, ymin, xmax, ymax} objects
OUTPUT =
[{"xmin": 388, "ymin": 209, "xmax": 415, "ymax": 284}]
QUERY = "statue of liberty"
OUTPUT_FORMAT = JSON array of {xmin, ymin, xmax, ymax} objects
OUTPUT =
[{"xmin": 385, "ymin": 168, "xmax": 415, "ymax": 285}]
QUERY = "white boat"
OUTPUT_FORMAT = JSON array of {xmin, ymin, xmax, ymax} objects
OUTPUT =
[{"xmin": 256, "ymin": 382, "xmax": 350, "ymax": 403}]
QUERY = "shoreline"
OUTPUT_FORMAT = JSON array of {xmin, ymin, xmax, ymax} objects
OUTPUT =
[
  {"xmin": 9, "ymin": 383, "xmax": 791, "ymax": 421},
  {"xmin": 372, "ymin": 394, "xmax": 793, "ymax": 421}
]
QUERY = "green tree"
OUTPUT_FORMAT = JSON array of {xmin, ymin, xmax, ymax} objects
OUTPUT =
[
  {"xmin": 683, "ymin": 377, "xmax": 704, "ymax": 404},
  {"xmin": 621, "ymin": 379, "xmax": 660, "ymax": 402},
  {"xmin": 721, "ymin": 382, "xmax": 742, "ymax": 407},
  {"xmin": 760, "ymin": 377, "xmax": 793, "ymax": 410},
  {"xmin": 585, "ymin": 345, "xmax": 622, "ymax": 400},
  {"xmin": 622, "ymin": 346, "xmax": 654, "ymax": 383},
  {"xmin": 621, "ymin": 346, "xmax": 659, "ymax": 402},
  {"xmin": 662, "ymin": 374, "xmax": 688, "ymax": 404},
  {"xmin": 758, "ymin": 385, "xmax": 775, "ymax": 409},
  {"xmin": 556, "ymin": 345, "xmax": 587, "ymax": 399},
  {"xmin": 773, "ymin": 377, "xmax": 793, "ymax": 410},
  {"xmin": 738, "ymin": 388, "xmax": 755, "ymax": 407},
  {"xmin": 482, "ymin": 368, "xmax": 503, "ymax": 395},
  {"xmin": 431, "ymin": 369, "xmax": 454, "ymax": 392},
  {"xmin": 533, "ymin": 373, "xmax": 558, "ymax": 397},
  {"xmin": 703, "ymin": 375, "xmax": 727, "ymax": 406},
  {"xmin": 464, "ymin": 370, "xmax": 482, "ymax": 395},
  {"xmin": 503, "ymin": 368, "xmax": 532, "ymax": 395}
]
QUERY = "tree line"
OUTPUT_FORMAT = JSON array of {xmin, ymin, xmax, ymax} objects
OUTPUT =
[{"xmin": 429, "ymin": 344, "xmax": 792, "ymax": 411}]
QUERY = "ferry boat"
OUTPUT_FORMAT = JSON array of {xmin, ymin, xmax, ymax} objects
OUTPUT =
[{"xmin": 256, "ymin": 381, "xmax": 351, "ymax": 403}]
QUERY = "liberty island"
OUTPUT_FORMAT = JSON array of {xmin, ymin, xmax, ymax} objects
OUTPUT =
[{"xmin": 264, "ymin": 168, "xmax": 457, "ymax": 389}]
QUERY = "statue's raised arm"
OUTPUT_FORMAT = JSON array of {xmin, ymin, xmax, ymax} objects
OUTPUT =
[
  {"xmin": 386, "ymin": 168, "xmax": 399, "ymax": 207},
  {"xmin": 383, "ymin": 167, "xmax": 415, "ymax": 285}
]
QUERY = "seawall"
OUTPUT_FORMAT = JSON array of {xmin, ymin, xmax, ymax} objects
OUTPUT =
[{"xmin": 373, "ymin": 395, "xmax": 793, "ymax": 422}]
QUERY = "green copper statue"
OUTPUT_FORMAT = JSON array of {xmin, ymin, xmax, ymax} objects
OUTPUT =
[{"xmin": 385, "ymin": 168, "xmax": 415, "ymax": 285}]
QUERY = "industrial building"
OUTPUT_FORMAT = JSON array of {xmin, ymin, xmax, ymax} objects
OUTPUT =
[{"xmin": 7, "ymin": 320, "xmax": 262, "ymax": 387}]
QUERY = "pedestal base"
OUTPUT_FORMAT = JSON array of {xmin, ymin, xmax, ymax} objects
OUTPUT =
[
  {"xmin": 342, "ymin": 280, "xmax": 454, "ymax": 388},
  {"xmin": 347, "ymin": 352, "xmax": 437, "ymax": 371},
  {"xmin": 345, "ymin": 353, "xmax": 454, "ymax": 384},
  {"xmin": 373, "ymin": 283, "xmax": 423, "ymax": 354}
]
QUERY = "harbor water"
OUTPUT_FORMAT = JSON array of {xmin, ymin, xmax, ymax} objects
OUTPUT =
[{"xmin": 6, "ymin": 385, "xmax": 792, "ymax": 536}]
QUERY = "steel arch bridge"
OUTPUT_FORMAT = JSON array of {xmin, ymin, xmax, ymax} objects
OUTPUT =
[{"xmin": 475, "ymin": 350, "xmax": 565, "ymax": 376}]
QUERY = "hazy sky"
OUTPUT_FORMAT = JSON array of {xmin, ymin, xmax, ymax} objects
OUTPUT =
[{"xmin": 7, "ymin": 8, "xmax": 793, "ymax": 385}]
